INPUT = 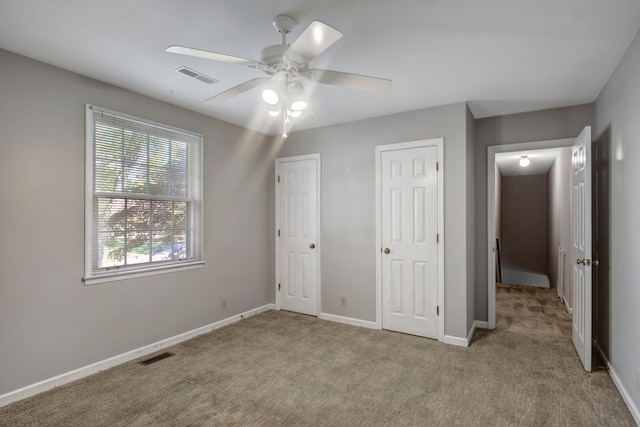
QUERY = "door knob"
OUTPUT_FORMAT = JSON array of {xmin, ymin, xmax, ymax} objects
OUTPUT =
[
  {"xmin": 592, "ymin": 260, "xmax": 600, "ymax": 266},
  {"xmin": 384, "ymin": 248, "xmax": 391, "ymax": 254},
  {"xmin": 309, "ymin": 243, "xmax": 315, "ymax": 249},
  {"xmin": 576, "ymin": 259, "xmax": 584, "ymax": 265}
]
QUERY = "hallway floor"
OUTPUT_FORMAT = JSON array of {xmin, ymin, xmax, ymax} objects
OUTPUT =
[{"xmin": 496, "ymin": 283, "xmax": 571, "ymax": 339}]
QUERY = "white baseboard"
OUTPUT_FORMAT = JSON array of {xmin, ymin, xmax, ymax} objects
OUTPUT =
[
  {"xmin": 474, "ymin": 320, "xmax": 489, "ymax": 329},
  {"xmin": 466, "ymin": 324, "xmax": 476, "ymax": 346},
  {"xmin": 444, "ymin": 335, "xmax": 468, "ymax": 347},
  {"xmin": 0, "ymin": 303, "xmax": 275, "ymax": 408},
  {"xmin": 594, "ymin": 340, "xmax": 640, "ymax": 425},
  {"xmin": 562, "ymin": 296, "xmax": 573, "ymax": 315},
  {"xmin": 319, "ymin": 312, "xmax": 378, "ymax": 330},
  {"xmin": 607, "ymin": 361, "xmax": 640, "ymax": 426},
  {"xmin": 446, "ymin": 321, "xmax": 489, "ymax": 348},
  {"xmin": 465, "ymin": 320, "xmax": 489, "ymax": 348}
]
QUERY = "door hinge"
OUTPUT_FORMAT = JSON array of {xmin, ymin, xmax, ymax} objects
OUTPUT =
[
  {"xmin": 278, "ymin": 283, "xmax": 281, "ymax": 291},
  {"xmin": 277, "ymin": 175, "xmax": 280, "ymax": 183},
  {"xmin": 277, "ymin": 229, "xmax": 280, "ymax": 237},
  {"xmin": 437, "ymin": 306, "xmax": 440, "ymax": 316},
  {"xmin": 436, "ymin": 161, "xmax": 439, "ymax": 171},
  {"xmin": 436, "ymin": 233, "xmax": 439, "ymax": 243}
]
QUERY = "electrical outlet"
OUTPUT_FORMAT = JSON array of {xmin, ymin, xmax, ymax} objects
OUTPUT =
[
  {"xmin": 221, "ymin": 298, "xmax": 227, "ymax": 310},
  {"xmin": 340, "ymin": 296, "xmax": 347, "ymax": 307}
]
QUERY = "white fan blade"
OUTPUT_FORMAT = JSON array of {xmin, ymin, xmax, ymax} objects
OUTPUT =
[
  {"xmin": 306, "ymin": 69, "xmax": 392, "ymax": 93},
  {"xmin": 166, "ymin": 45, "xmax": 260, "ymax": 67},
  {"xmin": 285, "ymin": 21, "xmax": 342, "ymax": 64},
  {"xmin": 204, "ymin": 78, "xmax": 269, "ymax": 104}
]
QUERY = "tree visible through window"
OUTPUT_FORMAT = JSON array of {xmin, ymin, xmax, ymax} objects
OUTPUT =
[{"xmin": 85, "ymin": 105, "xmax": 203, "ymax": 281}]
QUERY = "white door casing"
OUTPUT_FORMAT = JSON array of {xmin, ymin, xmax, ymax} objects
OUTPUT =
[
  {"xmin": 275, "ymin": 154, "xmax": 320, "ymax": 316},
  {"xmin": 376, "ymin": 139, "xmax": 443, "ymax": 340},
  {"xmin": 572, "ymin": 126, "xmax": 592, "ymax": 372}
]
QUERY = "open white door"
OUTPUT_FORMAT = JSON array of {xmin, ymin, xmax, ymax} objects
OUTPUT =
[{"xmin": 572, "ymin": 126, "xmax": 592, "ymax": 372}]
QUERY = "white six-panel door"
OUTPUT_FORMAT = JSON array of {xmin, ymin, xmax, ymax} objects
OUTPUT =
[
  {"xmin": 379, "ymin": 144, "xmax": 440, "ymax": 339},
  {"xmin": 572, "ymin": 126, "xmax": 592, "ymax": 372},
  {"xmin": 276, "ymin": 155, "xmax": 320, "ymax": 316}
]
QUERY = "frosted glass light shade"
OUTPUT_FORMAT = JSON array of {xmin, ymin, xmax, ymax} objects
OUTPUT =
[
  {"xmin": 290, "ymin": 100, "xmax": 307, "ymax": 111},
  {"xmin": 262, "ymin": 88, "xmax": 279, "ymax": 105},
  {"xmin": 288, "ymin": 81, "xmax": 308, "ymax": 111}
]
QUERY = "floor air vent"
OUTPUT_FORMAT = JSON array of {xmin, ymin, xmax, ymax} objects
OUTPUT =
[
  {"xmin": 175, "ymin": 66, "xmax": 218, "ymax": 85},
  {"xmin": 138, "ymin": 352, "xmax": 175, "ymax": 366}
]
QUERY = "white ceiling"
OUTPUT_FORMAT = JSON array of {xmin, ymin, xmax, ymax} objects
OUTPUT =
[
  {"xmin": 496, "ymin": 148, "xmax": 567, "ymax": 176},
  {"xmin": 1, "ymin": 1, "xmax": 639, "ymax": 136}
]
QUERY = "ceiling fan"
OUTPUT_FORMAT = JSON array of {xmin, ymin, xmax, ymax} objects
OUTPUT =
[{"xmin": 166, "ymin": 15, "xmax": 391, "ymax": 134}]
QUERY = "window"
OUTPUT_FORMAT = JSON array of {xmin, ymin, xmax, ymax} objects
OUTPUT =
[{"xmin": 84, "ymin": 105, "xmax": 203, "ymax": 284}]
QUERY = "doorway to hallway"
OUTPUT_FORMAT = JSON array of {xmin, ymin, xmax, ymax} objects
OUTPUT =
[
  {"xmin": 487, "ymin": 137, "xmax": 574, "ymax": 329},
  {"xmin": 487, "ymin": 127, "xmax": 598, "ymax": 372}
]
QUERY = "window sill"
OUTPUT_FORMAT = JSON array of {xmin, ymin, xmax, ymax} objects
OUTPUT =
[{"xmin": 83, "ymin": 261, "xmax": 205, "ymax": 286}]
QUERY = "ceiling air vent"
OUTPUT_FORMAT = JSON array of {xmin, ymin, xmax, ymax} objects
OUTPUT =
[{"xmin": 175, "ymin": 66, "xmax": 218, "ymax": 85}]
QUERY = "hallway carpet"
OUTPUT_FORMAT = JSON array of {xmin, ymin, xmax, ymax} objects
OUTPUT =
[{"xmin": 0, "ymin": 286, "xmax": 634, "ymax": 426}]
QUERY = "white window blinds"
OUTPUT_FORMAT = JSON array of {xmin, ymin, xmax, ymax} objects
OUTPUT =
[{"xmin": 85, "ymin": 105, "xmax": 203, "ymax": 282}]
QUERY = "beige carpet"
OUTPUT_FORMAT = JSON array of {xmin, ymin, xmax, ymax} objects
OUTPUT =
[
  {"xmin": 0, "ymin": 285, "xmax": 634, "ymax": 426},
  {"xmin": 496, "ymin": 283, "xmax": 572, "ymax": 339}
]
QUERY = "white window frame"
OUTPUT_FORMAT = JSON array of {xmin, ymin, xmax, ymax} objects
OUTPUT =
[{"xmin": 84, "ymin": 105, "xmax": 204, "ymax": 285}]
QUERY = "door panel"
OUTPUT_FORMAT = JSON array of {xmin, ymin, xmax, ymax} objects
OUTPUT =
[
  {"xmin": 381, "ymin": 146, "xmax": 438, "ymax": 338},
  {"xmin": 572, "ymin": 126, "xmax": 592, "ymax": 372},
  {"xmin": 277, "ymin": 157, "xmax": 319, "ymax": 316}
]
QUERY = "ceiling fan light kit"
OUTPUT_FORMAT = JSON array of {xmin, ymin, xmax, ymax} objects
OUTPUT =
[
  {"xmin": 288, "ymin": 81, "xmax": 308, "ymax": 111},
  {"xmin": 166, "ymin": 14, "xmax": 391, "ymax": 136}
]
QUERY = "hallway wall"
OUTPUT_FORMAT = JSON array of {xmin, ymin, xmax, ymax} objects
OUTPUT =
[
  {"xmin": 547, "ymin": 147, "xmax": 572, "ymax": 303},
  {"xmin": 500, "ymin": 174, "xmax": 548, "ymax": 275}
]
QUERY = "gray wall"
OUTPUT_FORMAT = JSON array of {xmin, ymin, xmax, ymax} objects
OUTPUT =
[
  {"xmin": 595, "ymin": 27, "xmax": 640, "ymax": 414},
  {"xmin": 275, "ymin": 102, "xmax": 473, "ymax": 339},
  {"xmin": 0, "ymin": 49, "xmax": 274, "ymax": 395},
  {"xmin": 500, "ymin": 174, "xmax": 548, "ymax": 275},
  {"xmin": 547, "ymin": 148, "xmax": 572, "ymax": 301},
  {"xmin": 474, "ymin": 104, "xmax": 595, "ymax": 321}
]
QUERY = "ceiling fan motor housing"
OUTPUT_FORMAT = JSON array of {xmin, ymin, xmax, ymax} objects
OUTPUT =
[{"xmin": 260, "ymin": 44, "xmax": 307, "ymax": 76}]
